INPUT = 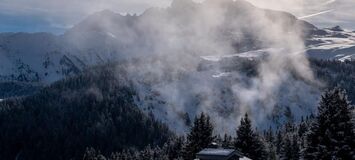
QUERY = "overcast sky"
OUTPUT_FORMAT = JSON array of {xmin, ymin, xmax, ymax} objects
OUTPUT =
[{"xmin": 0, "ymin": 0, "xmax": 354, "ymax": 34}]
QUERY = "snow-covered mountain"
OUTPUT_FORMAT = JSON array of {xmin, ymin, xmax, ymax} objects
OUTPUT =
[
  {"xmin": 0, "ymin": 0, "xmax": 352, "ymax": 84},
  {"xmin": 0, "ymin": 0, "xmax": 354, "ymax": 133},
  {"xmin": 0, "ymin": 0, "xmax": 353, "ymax": 85},
  {"xmin": 0, "ymin": 32, "xmax": 80, "ymax": 83}
]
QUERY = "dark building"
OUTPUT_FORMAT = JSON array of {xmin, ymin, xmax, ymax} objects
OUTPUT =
[{"xmin": 196, "ymin": 148, "xmax": 251, "ymax": 160}]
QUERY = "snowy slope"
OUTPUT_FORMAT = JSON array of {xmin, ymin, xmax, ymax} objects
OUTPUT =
[
  {"xmin": 0, "ymin": 31, "xmax": 122, "ymax": 84},
  {"xmin": 0, "ymin": 0, "xmax": 354, "ymax": 133},
  {"xmin": 306, "ymin": 26, "xmax": 355, "ymax": 61},
  {"xmin": 0, "ymin": 33, "xmax": 82, "ymax": 83},
  {"xmin": 200, "ymin": 27, "xmax": 355, "ymax": 63},
  {"xmin": 131, "ymin": 56, "xmax": 321, "ymax": 134}
]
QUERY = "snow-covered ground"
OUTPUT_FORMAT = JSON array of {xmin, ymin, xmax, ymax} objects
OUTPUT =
[
  {"xmin": 201, "ymin": 48, "xmax": 277, "ymax": 62},
  {"xmin": 309, "ymin": 37, "xmax": 355, "ymax": 50},
  {"xmin": 201, "ymin": 28, "xmax": 355, "ymax": 63},
  {"xmin": 306, "ymin": 28, "xmax": 355, "ymax": 61}
]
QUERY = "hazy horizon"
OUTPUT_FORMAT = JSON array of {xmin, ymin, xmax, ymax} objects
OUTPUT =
[{"xmin": 0, "ymin": 0, "xmax": 354, "ymax": 34}]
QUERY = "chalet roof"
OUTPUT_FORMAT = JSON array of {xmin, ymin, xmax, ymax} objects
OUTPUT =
[
  {"xmin": 196, "ymin": 148, "xmax": 250, "ymax": 160},
  {"xmin": 196, "ymin": 148, "xmax": 240, "ymax": 160},
  {"xmin": 197, "ymin": 148, "xmax": 236, "ymax": 156}
]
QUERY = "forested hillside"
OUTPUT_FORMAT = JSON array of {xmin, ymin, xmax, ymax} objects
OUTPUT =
[
  {"xmin": 83, "ymin": 88, "xmax": 354, "ymax": 160},
  {"xmin": 0, "ymin": 64, "xmax": 171, "ymax": 160},
  {"xmin": 310, "ymin": 59, "xmax": 355, "ymax": 102}
]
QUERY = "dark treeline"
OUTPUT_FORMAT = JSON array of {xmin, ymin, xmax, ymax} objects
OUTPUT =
[
  {"xmin": 310, "ymin": 59, "xmax": 355, "ymax": 102},
  {"xmin": 0, "ymin": 65, "xmax": 171, "ymax": 160},
  {"xmin": 86, "ymin": 88, "xmax": 354, "ymax": 160},
  {"xmin": 0, "ymin": 82, "xmax": 42, "ymax": 99}
]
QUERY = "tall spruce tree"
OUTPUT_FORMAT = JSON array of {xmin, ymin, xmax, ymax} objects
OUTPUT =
[
  {"xmin": 280, "ymin": 134, "xmax": 300, "ymax": 160},
  {"xmin": 264, "ymin": 127, "xmax": 277, "ymax": 160},
  {"xmin": 291, "ymin": 135, "xmax": 300, "ymax": 160},
  {"xmin": 275, "ymin": 130, "xmax": 283, "ymax": 155},
  {"xmin": 182, "ymin": 113, "xmax": 214, "ymax": 160},
  {"xmin": 234, "ymin": 113, "xmax": 267, "ymax": 160},
  {"xmin": 304, "ymin": 88, "xmax": 355, "ymax": 159},
  {"xmin": 280, "ymin": 134, "xmax": 292, "ymax": 160},
  {"xmin": 163, "ymin": 136, "xmax": 184, "ymax": 159},
  {"xmin": 222, "ymin": 134, "xmax": 233, "ymax": 148}
]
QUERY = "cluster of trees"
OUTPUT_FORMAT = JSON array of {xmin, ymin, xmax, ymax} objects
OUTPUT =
[
  {"xmin": 82, "ymin": 138, "xmax": 185, "ymax": 160},
  {"xmin": 0, "ymin": 65, "xmax": 171, "ymax": 160},
  {"xmin": 263, "ymin": 87, "xmax": 355, "ymax": 160},
  {"xmin": 84, "ymin": 113, "xmax": 267, "ymax": 160},
  {"xmin": 0, "ymin": 82, "xmax": 41, "ymax": 98},
  {"xmin": 311, "ymin": 59, "xmax": 355, "ymax": 102},
  {"xmin": 85, "ymin": 87, "xmax": 354, "ymax": 160},
  {"xmin": 304, "ymin": 88, "xmax": 355, "ymax": 159}
]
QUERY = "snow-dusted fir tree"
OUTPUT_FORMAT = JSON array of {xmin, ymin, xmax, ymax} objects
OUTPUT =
[
  {"xmin": 304, "ymin": 88, "xmax": 355, "ymax": 159},
  {"xmin": 264, "ymin": 127, "xmax": 277, "ymax": 160},
  {"xmin": 234, "ymin": 113, "xmax": 267, "ymax": 160},
  {"xmin": 182, "ymin": 113, "xmax": 214, "ymax": 160},
  {"xmin": 278, "ymin": 129, "xmax": 300, "ymax": 160},
  {"xmin": 221, "ymin": 134, "xmax": 233, "ymax": 148},
  {"xmin": 275, "ymin": 130, "xmax": 283, "ymax": 155}
]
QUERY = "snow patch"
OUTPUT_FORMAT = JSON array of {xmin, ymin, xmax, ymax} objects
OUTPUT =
[
  {"xmin": 106, "ymin": 32, "xmax": 117, "ymax": 39},
  {"xmin": 198, "ymin": 148, "xmax": 235, "ymax": 156},
  {"xmin": 212, "ymin": 72, "xmax": 231, "ymax": 78},
  {"xmin": 201, "ymin": 48, "xmax": 279, "ymax": 62},
  {"xmin": 201, "ymin": 56, "xmax": 222, "ymax": 62},
  {"xmin": 308, "ymin": 37, "xmax": 355, "ymax": 50},
  {"xmin": 339, "ymin": 55, "xmax": 354, "ymax": 62}
]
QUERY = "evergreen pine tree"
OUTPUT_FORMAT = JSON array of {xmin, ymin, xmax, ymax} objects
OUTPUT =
[
  {"xmin": 280, "ymin": 134, "xmax": 292, "ymax": 160},
  {"xmin": 163, "ymin": 136, "xmax": 184, "ymax": 159},
  {"xmin": 182, "ymin": 113, "xmax": 214, "ymax": 160},
  {"xmin": 280, "ymin": 120, "xmax": 301, "ymax": 160},
  {"xmin": 264, "ymin": 127, "xmax": 277, "ymax": 160},
  {"xmin": 298, "ymin": 117, "xmax": 308, "ymax": 138},
  {"xmin": 183, "ymin": 112, "xmax": 191, "ymax": 127},
  {"xmin": 297, "ymin": 118, "xmax": 308, "ymax": 155},
  {"xmin": 304, "ymin": 88, "xmax": 355, "ymax": 159},
  {"xmin": 275, "ymin": 130, "xmax": 283, "ymax": 155},
  {"xmin": 222, "ymin": 134, "xmax": 233, "ymax": 148},
  {"xmin": 291, "ymin": 135, "xmax": 300, "ymax": 160},
  {"xmin": 234, "ymin": 113, "xmax": 267, "ymax": 160},
  {"xmin": 82, "ymin": 148, "xmax": 106, "ymax": 160}
]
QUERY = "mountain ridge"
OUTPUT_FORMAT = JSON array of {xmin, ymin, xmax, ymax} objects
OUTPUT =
[
  {"xmin": 0, "ymin": 0, "xmax": 350, "ymax": 85},
  {"xmin": 0, "ymin": 0, "xmax": 355, "ymax": 134}
]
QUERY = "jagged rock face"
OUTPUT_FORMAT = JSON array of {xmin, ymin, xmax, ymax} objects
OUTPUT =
[{"xmin": 65, "ymin": 0, "xmax": 316, "ymax": 52}]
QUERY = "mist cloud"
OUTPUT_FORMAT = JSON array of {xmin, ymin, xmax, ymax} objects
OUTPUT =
[{"xmin": 71, "ymin": 0, "xmax": 321, "ymax": 134}]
